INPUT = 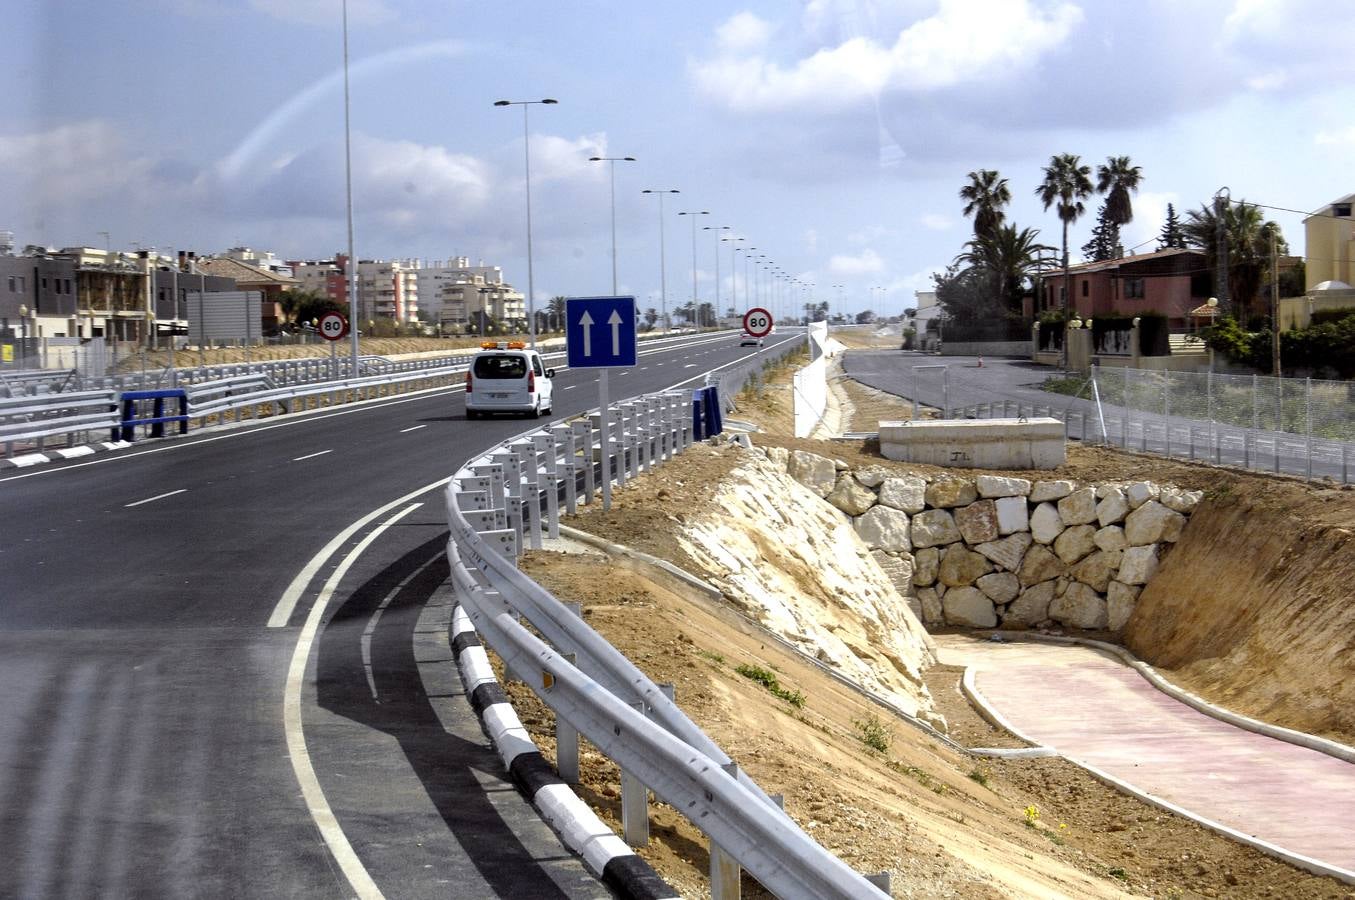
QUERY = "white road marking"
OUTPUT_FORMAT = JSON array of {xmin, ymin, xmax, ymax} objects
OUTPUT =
[
  {"xmin": 293, "ymin": 450, "xmax": 333, "ymax": 462},
  {"xmin": 283, "ymin": 501, "xmax": 421, "ymax": 900},
  {"xmin": 398, "ymin": 425, "xmax": 427, "ymax": 433},
  {"xmin": 124, "ymin": 489, "xmax": 187, "ymax": 508},
  {"xmin": 361, "ymin": 557, "xmax": 439, "ymax": 700},
  {"xmin": 684, "ymin": 364, "xmax": 698, "ymax": 368}
]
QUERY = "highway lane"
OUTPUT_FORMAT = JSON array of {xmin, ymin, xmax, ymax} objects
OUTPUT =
[{"xmin": 0, "ymin": 330, "xmax": 794, "ymax": 898}]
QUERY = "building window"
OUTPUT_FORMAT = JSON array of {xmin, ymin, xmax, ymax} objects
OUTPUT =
[
  {"xmin": 1125, "ymin": 277, "xmax": 1145, "ymax": 299},
  {"xmin": 1334, "ymin": 203, "xmax": 1352, "ymax": 217},
  {"xmin": 1081, "ymin": 280, "xmax": 1089, "ymax": 297},
  {"xmin": 64, "ymin": 279, "xmax": 72, "ymax": 294},
  {"xmin": 6, "ymin": 276, "xmax": 13, "ymax": 293}
]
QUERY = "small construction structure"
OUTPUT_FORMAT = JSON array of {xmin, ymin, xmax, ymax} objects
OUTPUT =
[{"xmin": 879, "ymin": 417, "xmax": 1065, "ymax": 469}]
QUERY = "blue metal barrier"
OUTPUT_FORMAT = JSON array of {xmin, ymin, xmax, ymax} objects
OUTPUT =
[
  {"xmin": 703, "ymin": 385, "xmax": 723, "ymax": 436},
  {"xmin": 692, "ymin": 390, "xmax": 707, "ymax": 441},
  {"xmin": 120, "ymin": 389, "xmax": 189, "ymax": 442}
]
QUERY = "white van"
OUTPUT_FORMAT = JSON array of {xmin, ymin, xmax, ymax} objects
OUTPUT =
[{"xmin": 464, "ymin": 341, "xmax": 555, "ymax": 419}]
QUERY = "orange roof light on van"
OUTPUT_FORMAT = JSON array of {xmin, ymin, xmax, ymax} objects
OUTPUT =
[{"xmin": 479, "ymin": 341, "xmax": 527, "ymax": 350}]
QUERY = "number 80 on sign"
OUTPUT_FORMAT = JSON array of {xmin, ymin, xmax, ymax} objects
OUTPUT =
[
  {"xmin": 318, "ymin": 312, "xmax": 349, "ymax": 341},
  {"xmin": 742, "ymin": 307, "xmax": 773, "ymax": 338}
]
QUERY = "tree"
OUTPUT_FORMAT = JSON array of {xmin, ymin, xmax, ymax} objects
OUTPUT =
[
  {"xmin": 697, "ymin": 302, "xmax": 716, "ymax": 327},
  {"xmin": 955, "ymin": 223, "xmax": 1056, "ymax": 315},
  {"xmin": 290, "ymin": 289, "xmax": 344, "ymax": 330},
  {"xmin": 959, "ymin": 169, "xmax": 1011, "ymax": 239},
  {"xmin": 1035, "ymin": 153, "xmax": 1094, "ymax": 324},
  {"xmin": 643, "ymin": 307, "xmax": 659, "ymax": 330},
  {"xmin": 546, "ymin": 295, "xmax": 567, "ymax": 332},
  {"xmin": 932, "ymin": 262, "xmax": 1002, "ymax": 322},
  {"xmin": 1182, "ymin": 199, "xmax": 1288, "ymax": 323},
  {"xmin": 1080, "ymin": 202, "xmax": 1121, "ymax": 262},
  {"xmin": 1095, "ymin": 155, "xmax": 1143, "ymax": 230},
  {"xmin": 1157, "ymin": 203, "xmax": 1187, "ymax": 250},
  {"xmin": 855, "ymin": 310, "xmax": 876, "ymax": 324}
]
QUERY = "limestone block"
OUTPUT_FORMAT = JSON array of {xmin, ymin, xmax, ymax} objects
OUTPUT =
[
  {"xmin": 942, "ymin": 586, "xmax": 997, "ymax": 628},
  {"xmin": 1107, "ymin": 581, "xmax": 1141, "ymax": 631},
  {"xmin": 1124, "ymin": 500, "xmax": 1187, "ymax": 546},
  {"xmin": 1006, "ymin": 580, "xmax": 1055, "ymax": 626},
  {"xmin": 1095, "ymin": 483, "xmax": 1122, "ymax": 499},
  {"xmin": 1018, "ymin": 544, "xmax": 1066, "ymax": 586},
  {"xmin": 994, "ymin": 496, "xmax": 1030, "ymax": 535},
  {"xmin": 1030, "ymin": 480, "xmax": 1076, "ymax": 502},
  {"xmin": 912, "ymin": 547, "xmax": 939, "ymax": 587},
  {"xmin": 1096, "ymin": 487, "xmax": 1129, "ymax": 527},
  {"xmin": 977, "ymin": 571, "xmax": 1021, "ymax": 604},
  {"xmin": 1161, "ymin": 488, "xmax": 1203, "ymax": 514},
  {"xmin": 870, "ymin": 549, "xmax": 914, "ymax": 594},
  {"xmin": 976, "ymin": 475, "xmax": 1032, "ymax": 498},
  {"xmin": 833, "ymin": 458, "xmax": 850, "ymax": 471},
  {"xmin": 855, "ymin": 505, "xmax": 912, "ymax": 552},
  {"xmin": 911, "ymin": 509, "xmax": 962, "ymax": 548},
  {"xmin": 1125, "ymin": 481, "xmax": 1159, "ymax": 509},
  {"xmin": 917, "ymin": 587, "xmax": 944, "ymax": 625},
  {"xmin": 1053, "ymin": 524, "xmax": 1097, "ymax": 565},
  {"xmin": 954, "ymin": 500, "xmax": 1000, "ymax": 545},
  {"xmin": 1049, "ymin": 582, "xmax": 1109, "ymax": 629},
  {"xmin": 926, "ymin": 478, "xmax": 978, "ymax": 509},
  {"xmin": 827, "ymin": 474, "xmax": 878, "ymax": 516},
  {"xmin": 787, "ymin": 450, "xmax": 837, "ymax": 496},
  {"xmin": 1072, "ymin": 549, "xmax": 1122, "ymax": 593},
  {"xmin": 877, "ymin": 475, "xmax": 927, "ymax": 514},
  {"xmin": 1057, "ymin": 487, "xmax": 1098, "ymax": 526},
  {"xmin": 1093, "ymin": 525, "xmax": 1127, "ymax": 553},
  {"xmin": 1161, "ymin": 511, "xmax": 1186, "ymax": 543},
  {"xmin": 939, "ymin": 544, "xmax": 993, "ymax": 587},
  {"xmin": 763, "ymin": 446, "xmax": 790, "ymax": 468},
  {"xmin": 1118, "ymin": 545, "xmax": 1159, "ymax": 585},
  {"xmin": 974, "ymin": 533, "xmax": 1033, "ymax": 572},
  {"xmin": 855, "ymin": 467, "xmax": 890, "ymax": 488},
  {"xmin": 1030, "ymin": 502, "xmax": 1063, "ymax": 544}
]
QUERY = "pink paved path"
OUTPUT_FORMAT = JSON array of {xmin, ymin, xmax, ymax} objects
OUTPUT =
[{"xmin": 935, "ymin": 635, "xmax": 1355, "ymax": 878}]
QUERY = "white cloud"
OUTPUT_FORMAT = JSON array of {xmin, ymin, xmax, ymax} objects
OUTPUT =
[
  {"xmin": 352, "ymin": 134, "xmax": 492, "ymax": 224},
  {"xmin": 919, "ymin": 214, "xmax": 951, "ymax": 231},
  {"xmin": 529, "ymin": 132, "xmax": 607, "ymax": 182},
  {"xmin": 717, "ymin": 12, "xmax": 773, "ymax": 53},
  {"xmin": 692, "ymin": 1, "xmax": 1084, "ymax": 112},
  {"xmin": 0, "ymin": 121, "xmax": 154, "ymax": 202},
  {"xmin": 1245, "ymin": 69, "xmax": 1288, "ymax": 91},
  {"xmin": 829, "ymin": 248, "xmax": 885, "ymax": 275},
  {"xmin": 1120, "ymin": 191, "xmax": 1180, "ymax": 254},
  {"xmin": 1315, "ymin": 126, "xmax": 1355, "ymax": 147}
]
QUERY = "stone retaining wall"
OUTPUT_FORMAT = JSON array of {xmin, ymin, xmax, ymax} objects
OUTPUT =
[{"xmin": 762, "ymin": 446, "xmax": 1202, "ymax": 632}]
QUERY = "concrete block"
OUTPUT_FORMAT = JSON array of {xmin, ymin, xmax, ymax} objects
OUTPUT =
[{"xmin": 879, "ymin": 418, "xmax": 1065, "ymax": 469}]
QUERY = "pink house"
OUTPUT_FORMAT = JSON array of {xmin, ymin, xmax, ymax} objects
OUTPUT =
[{"xmin": 1037, "ymin": 248, "xmax": 1211, "ymax": 329}]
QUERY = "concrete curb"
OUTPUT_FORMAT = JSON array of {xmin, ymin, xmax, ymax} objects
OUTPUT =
[
  {"xmin": 0, "ymin": 440, "xmax": 132, "ymax": 470},
  {"xmin": 957, "ymin": 634, "xmax": 1355, "ymax": 885},
  {"xmin": 448, "ymin": 605, "xmax": 679, "ymax": 900}
]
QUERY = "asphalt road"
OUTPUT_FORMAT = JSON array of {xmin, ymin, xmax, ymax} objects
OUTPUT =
[{"xmin": 0, "ymin": 330, "xmax": 799, "ymax": 898}]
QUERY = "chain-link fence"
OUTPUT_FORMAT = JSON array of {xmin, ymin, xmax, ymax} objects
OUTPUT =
[{"xmin": 1088, "ymin": 366, "xmax": 1354, "ymax": 483}]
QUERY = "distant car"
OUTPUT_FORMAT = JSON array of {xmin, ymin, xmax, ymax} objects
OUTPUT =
[
  {"xmin": 739, "ymin": 331, "xmax": 764, "ymax": 347},
  {"xmin": 464, "ymin": 341, "xmax": 555, "ymax": 419}
]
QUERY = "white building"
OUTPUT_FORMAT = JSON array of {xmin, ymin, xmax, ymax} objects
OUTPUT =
[
  {"xmin": 288, "ymin": 255, "xmax": 419, "ymax": 324},
  {"xmin": 220, "ymin": 247, "xmax": 293, "ymax": 276},
  {"xmin": 414, "ymin": 256, "xmax": 525, "ymax": 333}
]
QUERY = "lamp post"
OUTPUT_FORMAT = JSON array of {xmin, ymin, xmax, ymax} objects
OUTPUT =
[
  {"xmin": 17, "ymin": 304, "xmax": 28, "ymax": 370},
  {"xmin": 677, "ymin": 210, "xmax": 709, "ymax": 328},
  {"xmin": 703, "ymin": 226, "xmax": 730, "ymax": 320},
  {"xmin": 589, "ymin": 155, "xmax": 636, "ymax": 294},
  {"xmin": 495, "ymin": 97, "xmax": 559, "ymax": 349},
  {"xmin": 341, "ymin": 0, "xmax": 360, "ymax": 373},
  {"xmin": 641, "ymin": 189, "xmax": 679, "ymax": 332},
  {"xmin": 744, "ymin": 248, "xmax": 756, "ymax": 316},
  {"xmin": 722, "ymin": 236, "xmax": 744, "ymax": 313},
  {"xmin": 1213, "ymin": 186, "xmax": 1231, "ymax": 319}
]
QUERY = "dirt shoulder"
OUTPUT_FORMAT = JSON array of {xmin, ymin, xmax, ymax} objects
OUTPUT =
[{"xmin": 505, "ymin": 353, "xmax": 1355, "ymax": 899}]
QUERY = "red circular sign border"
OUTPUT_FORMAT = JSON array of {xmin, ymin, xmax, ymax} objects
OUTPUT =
[{"xmin": 742, "ymin": 307, "xmax": 774, "ymax": 337}]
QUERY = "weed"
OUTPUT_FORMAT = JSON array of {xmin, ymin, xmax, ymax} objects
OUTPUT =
[
  {"xmin": 1108, "ymin": 867, "xmax": 1128, "ymax": 881},
  {"xmin": 853, "ymin": 715, "xmax": 892, "ymax": 753},
  {"xmin": 734, "ymin": 663, "xmax": 806, "ymax": 708},
  {"xmin": 967, "ymin": 767, "xmax": 991, "ymax": 788},
  {"xmin": 1023, "ymin": 804, "xmax": 1040, "ymax": 827},
  {"xmin": 699, "ymin": 650, "xmax": 725, "ymax": 665}
]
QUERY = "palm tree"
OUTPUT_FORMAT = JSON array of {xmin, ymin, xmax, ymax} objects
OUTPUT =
[
  {"xmin": 955, "ymin": 224, "xmax": 1056, "ymax": 315},
  {"xmin": 1182, "ymin": 200, "xmax": 1288, "ymax": 323},
  {"xmin": 1096, "ymin": 156, "xmax": 1143, "ymax": 231},
  {"xmin": 547, "ymin": 295, "xmax": 567, "ymax": 332},
  {"xmin": 959, "ymin": 169, "xmax": 1011, "ymax": 239},
  {"xmin": 1035, "ymin": 153, "xmax": 1094, "ymax": 325}
]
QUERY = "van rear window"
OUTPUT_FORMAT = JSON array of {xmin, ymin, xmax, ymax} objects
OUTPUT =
[{"xmin": 473, "ymin": 354, "xmax": 528, "ymax": 379}]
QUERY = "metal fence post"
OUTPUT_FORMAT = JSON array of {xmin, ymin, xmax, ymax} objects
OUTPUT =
[
  {"xmin": 573, "ymin": 420, "xmax": 594, "ymax": 505},
  {"xmin": 1305, "ymin": 377, "xmax": 1313, "ymax": 481}
]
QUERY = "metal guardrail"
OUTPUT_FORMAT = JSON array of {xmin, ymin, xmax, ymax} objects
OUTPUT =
[
  {"xmin": 443, "ymin": 385, "xmax": 888, "ymax": 899},
  {"xmin": 705, "ymin": 331, "xmax": 806, "ymax": 416},
  {"xmin": 1, "ymin": 389, "xmax": 120, "ymax": 455}
]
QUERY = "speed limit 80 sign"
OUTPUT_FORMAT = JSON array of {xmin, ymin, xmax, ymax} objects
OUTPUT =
[
  {"xmin": 318, "ymin": 311, "xmax": 349, "ymax": 341},
  {"xmin": 742, "ymin": 307, "xmax": 773, "ymax": 337}
]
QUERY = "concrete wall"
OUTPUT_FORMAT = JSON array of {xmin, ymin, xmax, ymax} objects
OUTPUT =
[
  {"xmin": 879, "ymin": 418, "xmax": 1066, "ymax": 469},
  {"xmin": 939, "ymin": 340, "xmax": 1030, "ymax": 358}
]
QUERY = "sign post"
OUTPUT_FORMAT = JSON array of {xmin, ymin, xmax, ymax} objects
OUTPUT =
[
  {"xmin": 566, "ymin": 296, "xmax": 638, "ymax": 510},
  {"xmin": 318, "ymin": 311, "xmax": 348, "ymax": 380}
]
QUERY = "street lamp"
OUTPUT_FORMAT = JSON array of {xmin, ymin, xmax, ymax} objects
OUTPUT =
[
  {"xmin": 17, "ymin": 304, "xmax": 28, "ymax": 370},
  {"xmin": 722, "ymin": 236, "xmax": 744, "ymax": 313},
  {"xmin": 744, "ymin": 248, "xmax": 757, "ymax": 315},
  {"xmin": 589, "ymin": 155, "xmax": 636, "ymax": 294},
  {"xmin": 641, "ymin": 188, "xmax": 680, "ymax": 332},
  {"xmin": 677, "ymin": 210, "xmax": 709, "ymax": 328},
  {"xmin": 495, "ymin": 97, "xmax": 559, "ymax": 349},
  {"xmin": 704, "ymin": 226, "xmax": 731, "ymax": 319}
]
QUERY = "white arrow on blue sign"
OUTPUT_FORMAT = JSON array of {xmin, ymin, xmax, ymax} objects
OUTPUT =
[{"xmin": 566, "ymin": 296, "xmax": 638, "ymax": 368}]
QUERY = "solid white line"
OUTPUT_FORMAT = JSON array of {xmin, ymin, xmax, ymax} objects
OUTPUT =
[
  {"xmin": 124, "ymin": 489, "xmax": 187, "ymax": 508},
  {"xmin": 293, "ymin": 450, "xmax": 334, "ymax": 462},
  {"xmin": 267, "ymin": 476, "xmax": 451, "ymax": 628},
  {"xmin": 283, "ymin": 501, "xmax": 421, "ymax": 900},
  {"xmin": 398, "ymin": 425, "xmax": 427, "ymax": 433}
]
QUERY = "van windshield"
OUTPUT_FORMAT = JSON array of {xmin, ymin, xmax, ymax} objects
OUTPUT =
[{"xmin": 473, "ymin": 354, "xmax": 527, "ymax": 379}]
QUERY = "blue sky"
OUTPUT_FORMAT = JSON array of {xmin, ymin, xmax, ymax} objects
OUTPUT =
[{"xmin": 4, "ymin": 0, "xmax": 1353, "ymax": 321}]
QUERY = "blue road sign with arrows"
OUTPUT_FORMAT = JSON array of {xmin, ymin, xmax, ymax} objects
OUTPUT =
[{"xmin": 565, "ymin": 296, "xmax": 638, "ymax": 368}]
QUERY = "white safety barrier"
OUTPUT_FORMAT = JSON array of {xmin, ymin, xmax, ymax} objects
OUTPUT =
[{"xmin": 444, "ymin": 385, "xmax": 889, "ymax": 900}]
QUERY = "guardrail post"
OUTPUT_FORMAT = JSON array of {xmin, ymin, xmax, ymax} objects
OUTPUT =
[
  {"xmin": 621, "ymin": 699, "xmax": 651, "ymax": 847},
  {"xmin": 513, "ymin": 441, "xmax": 544, "ymax": 551},
  {"xmin": 556, "ymin": 649, "xmax": 581, "ymax": 783},
  {"xmin": 493, "ymin": 451, "xmax": 524, "ymax": 559},
  {"xmin": 554, "ymin": 426, "xmax": 577, "ymax": 516},
  {"xmin": 636, "ymin": 399, "xmax": 652, "ymax": 474},
  {"xmin": 623, "ymin": 403, "xmax": 639, "ymax": 480},
  {"xmin": 532, "ymin": 432, "xmax": 560, "ymax": 539},
  {"xmin": 572, "ymin": 420, "xmax": 594, "ymax": 505},
  {"xmin": 711, "ymin": 760, "xmax": 745, "ymax": 900}
]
